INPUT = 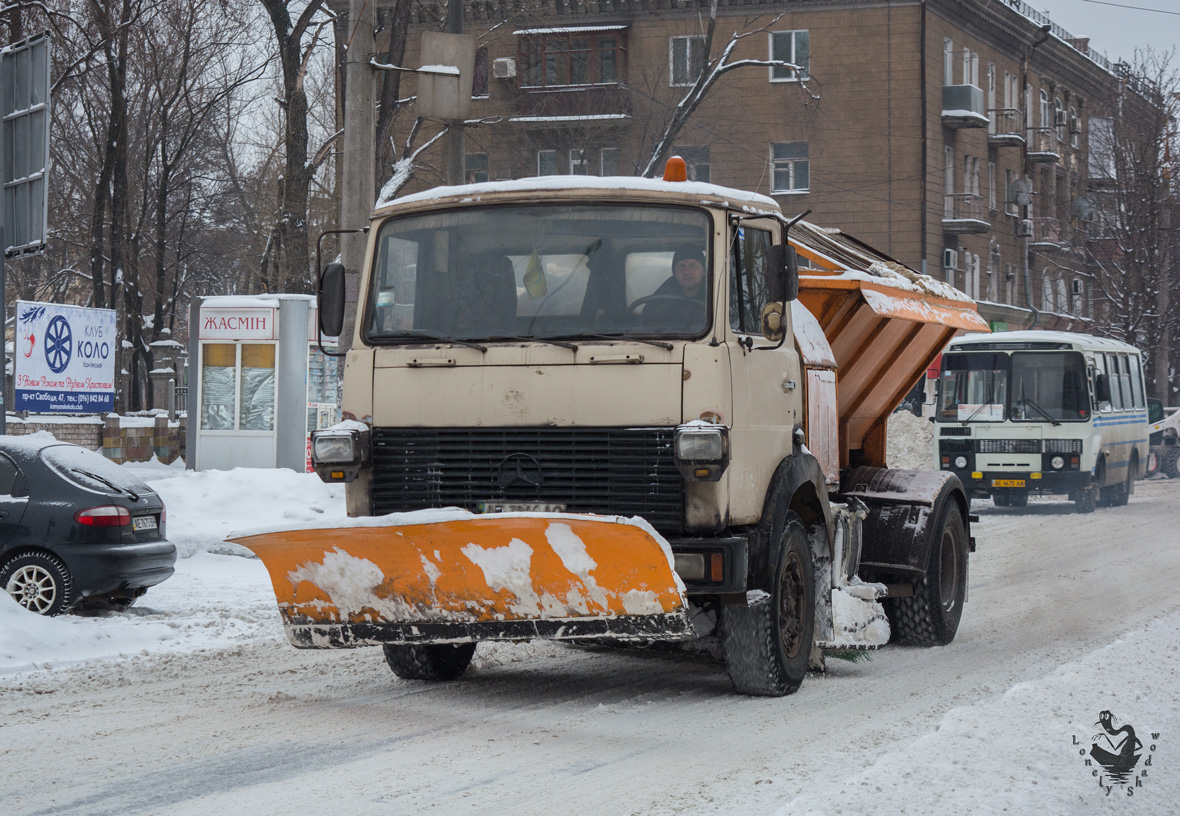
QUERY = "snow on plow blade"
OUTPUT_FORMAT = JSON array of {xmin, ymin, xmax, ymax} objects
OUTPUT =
[{"xmin": 230, "ymin": 513, "xmax": 694, "ymax": 648}]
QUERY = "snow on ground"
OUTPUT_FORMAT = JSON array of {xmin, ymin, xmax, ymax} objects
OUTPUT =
[{"xmin": 4, "ymin": 429, "xmax": 1180, "ymax": 815}]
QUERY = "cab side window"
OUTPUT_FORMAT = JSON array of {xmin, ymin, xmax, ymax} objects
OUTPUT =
[{"xmin": 729, "ymin": 226, "xmax": 773, "ymax": 334}]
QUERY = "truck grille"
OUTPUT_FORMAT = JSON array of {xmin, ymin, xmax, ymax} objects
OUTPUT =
[{"xmin": 370, "ymin": 427, "xmax": 685, "ymax": 533}]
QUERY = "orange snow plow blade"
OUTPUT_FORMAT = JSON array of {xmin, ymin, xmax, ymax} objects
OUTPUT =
[{"xmin": 230, "ymin": 514, "xmax": 694, "ymax": 648}]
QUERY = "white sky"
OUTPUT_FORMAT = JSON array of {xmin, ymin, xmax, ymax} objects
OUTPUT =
[{"xmin": 1031, "ymin": 0, "xmax": 1180, "ymax": 65}]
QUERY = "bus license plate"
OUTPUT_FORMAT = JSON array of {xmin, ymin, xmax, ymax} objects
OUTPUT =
[
  {"xmin": 132, "ymin": 515, "xmax": 158, "ymax": 531},
  {"xmin": 478, "ymin": 502, "xmax": 566, "ymax": 513},
  {"xmin": 992, "ymin": 479, "xmax": 1025, "ymax": 488}
]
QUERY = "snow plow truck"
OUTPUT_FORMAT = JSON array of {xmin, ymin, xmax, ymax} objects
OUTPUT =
[{"xmin": 231, "ymin": 160, "xmax": 989, "ymax": 696}]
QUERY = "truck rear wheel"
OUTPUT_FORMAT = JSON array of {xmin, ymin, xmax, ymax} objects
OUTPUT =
[
  {"xmin": 1162, "ymin": 446, "xmax": 1180, "ymax": 479},
  {"xmin": 722, "ymin": 513, "xmax": 814, "ymax": 697},
  {"xmin": 885, "ymin": 503, "xmax": 967, "ymax": 646},
  {"xmin": 383, "ymin": 643, "xmax": 476, "ymax": 681}
]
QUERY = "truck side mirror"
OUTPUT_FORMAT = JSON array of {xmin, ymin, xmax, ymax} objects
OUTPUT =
[
  {"xmin": 1148, "ymin": 397, "xmax": 1164, "ymax": 424},
  {"xmin": 320, "ymin": 262, "xmax": 346, "ymax": 337},
  {"xmin": 1094, "ymin": 372, "xmax": 1111, "ymax": 404},
  {"xmin": 767, "ymin": 244, "xmax": 800, "ymax": 303}
]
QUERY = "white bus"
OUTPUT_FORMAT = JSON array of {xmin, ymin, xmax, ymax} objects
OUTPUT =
[{"xmin": 933, "ymin": 331, "xmax": 1148, "ymax": 512}]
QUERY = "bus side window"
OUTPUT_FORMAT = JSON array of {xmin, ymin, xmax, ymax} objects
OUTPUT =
[
  {"xmin": 1106, "ymin": 354, "xmax": 1123, "ymax": 411},
  {"xmin": 1118, "ymin": 355, "xmax": 1134, "ymax": 411},
  {"xmin": 1129, "ymin": 355, "xmax": 1146, "ymax": 410}
]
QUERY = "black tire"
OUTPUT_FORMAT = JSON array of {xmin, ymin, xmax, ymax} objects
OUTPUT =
[
  {"xmin": 1162, "ymin": 446, "xmax": 1180, "ymax": 479},
  {"xmin": 1, "ymin": 552, "xmax": 73, "ymax": 616},
  {"xmin": 992, "ymin": 491, "xmax": 1010, "ymax": 507},
  {"xmin": 382, "ymin": 643, "xmax": 476, "ymax": 681},
  {"xmin": 1008, "ymin": 490, "xmax": 1028, "ymax": 508},
  {"xmin": 1074, "ymin": 485, "xmax": 1097, "ymax": 514},
  {"xmin": 885, "ymin": 503, "xmax": 967, "ymax": 646},
  {"xmin": 722, "ymin": 512, "xmax": 815, "ymax": 697}
]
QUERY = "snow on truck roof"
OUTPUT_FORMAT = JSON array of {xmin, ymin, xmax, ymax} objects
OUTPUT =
[{"xmin": 949, "ymin": 330, "xmax": 1142, "ymax": 354}]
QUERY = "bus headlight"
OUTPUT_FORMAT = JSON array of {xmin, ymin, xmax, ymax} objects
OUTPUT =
[
  {"xmin": 675, "ymin": 425, "xmax": 729, "ymax": 482},
  {"xmin": 954, "ymin": 455, "xmax": 968, "ymax": 469},
  {"xmin": 1050, "ymin": 455, "xmax": 1065, "ymax": 470}
]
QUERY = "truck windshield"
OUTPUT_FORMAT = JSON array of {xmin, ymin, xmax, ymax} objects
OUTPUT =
[
  {"xmin": 364, "ymin": 204, "xmax": 712, "ymax": 342},
  {"xmin": 1009, "ymin": 351, "xmax": 1090, "ymax": 422},
  {"xmin": 938, "ymin": 352, "xmax": 1009, "ymax": 422}
]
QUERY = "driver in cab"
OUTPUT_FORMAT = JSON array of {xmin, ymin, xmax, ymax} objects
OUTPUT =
[{"xmin": 640, "ymin": 245, "xmax": 708, "ymax": 331}]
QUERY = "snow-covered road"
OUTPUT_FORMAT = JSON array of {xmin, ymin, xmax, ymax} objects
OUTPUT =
[{"xmin": 2, "ymin": 465, "xmax": 1178, "ymax": 815}]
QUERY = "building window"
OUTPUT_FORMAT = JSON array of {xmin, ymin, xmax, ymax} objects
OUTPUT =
[
  {"xmin": 675, "ymin": 145, "xmax": 710, "ymax": 182},
  {"xmin": 988, "ymin": 162, "xmax": 996, "ymax": 211},
  {"xmin": 569, "ymin": 149, "xmax": 589, "ymax": 175},
  {"xmin": 768, "ymin": 30, "xmax": 809, "ymax": 81},
  {"xmin": 670, "ymin": 35, "xmax": 706, "ymax": 87},
  {"xmin": 1069, "ymin": 105, "xmax": 1079, "ymax": 148},
  {"xmin": 519, "ymin": 31, "xmax": 625, "ymax": 88},
  {"xmin": 1054, "ymin": 96, "xmax": 1066, "ymax": 141},
  {"xmin": 472, "ymin": 46, "xmax": 489, "ymax": 98},
  {"xmin": 943, "ymin": 39, "xmax": 953, "ymax": 85},
  {"xmin": 601, "ymin": 147, "xmax": 619, "ymax": 176},
  {"xmin": 771, "ymin": 142, "xmax": 809, "ymax": 193},
  {"xmin": 1040, "ymin": 89, "xmax": 1051, "ymax": 128},
  {"xmin": 465, "ymin": 153, "xmax": 489, "ymax": 184},
  {"xmin": 537, "ymin": 149, "xmax": 558, "ymax": 176}
]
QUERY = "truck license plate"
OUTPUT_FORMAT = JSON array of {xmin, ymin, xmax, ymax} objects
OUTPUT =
[
  {"xmin": 478, "ymin": 502, "xmax": 566, "ymax": 513},
  {"xmin": 132, "ymin": 515, "xmax": 158, "ymax": 531},
  {"xmin": 992, "ymin": 479, "xmax": 1025, "ymax": 488}
]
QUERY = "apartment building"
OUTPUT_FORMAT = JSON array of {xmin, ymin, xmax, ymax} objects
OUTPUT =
[{"xmin": 378, "ymin": 0, "xmax": 1126, "ymax": 331}]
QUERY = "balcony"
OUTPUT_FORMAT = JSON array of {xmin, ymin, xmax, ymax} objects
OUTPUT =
[
  {"xmin": 942, "ymin": 85, "xmax": 989, "ymax": 128},
  {"xmin": 1029, "ymin": 217, "xmax": 1070, "ymax": 252},
  {"xmin": 942, "ymin": 193, "xmax": 991, "ymax": 234},
  {"xmin": 987, "ymin": 108, "xmax": 1025, "ymax": 147},
  {"xmin": 1027, "ymin": 128, "xmax": 1061, "ymax": 164},
  {"xmin": 510, "ymin": 84, "xmax": 631, "ymax": 127}
]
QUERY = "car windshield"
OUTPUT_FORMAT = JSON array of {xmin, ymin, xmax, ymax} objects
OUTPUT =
[
  {"xmin": 1009, "ymin": 351, "xmax": 1090, "ymax": 422},
  {"xmin": 364, "ymin": 203, "xmax": 712, "ymax": 342},
  {"xmin": 40, "ymin": 445, "xmax": 155, "ymax": 497},
  {"xmin": 938, "ymin": 352, "xmax": 1009, "ymax": 422}
]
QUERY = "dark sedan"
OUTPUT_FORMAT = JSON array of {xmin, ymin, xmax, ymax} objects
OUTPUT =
[{"xmin": 0, "ymin": 436, "xmax": 176, "ymax": 616}]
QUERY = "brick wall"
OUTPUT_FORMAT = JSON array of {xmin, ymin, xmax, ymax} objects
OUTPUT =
[{"xmin": 4, "ymin": 414, "xmax": 186, "ymax": 465}]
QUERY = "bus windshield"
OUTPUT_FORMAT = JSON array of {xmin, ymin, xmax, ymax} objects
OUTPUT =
[
  {"xmin": 1009, "ymin": 351, "xmax": 1090, "ymax": 422},
  {"xmin": 938, "ymin": 352, "xmax": 1008, "ymax": 422},
  {"xmin": 938, "ymin": 350, "xmax": 1090, "ymax": 423},
  {"xmin": 364, "ymin": 204, "xmax": 712, "ymax": 343}
]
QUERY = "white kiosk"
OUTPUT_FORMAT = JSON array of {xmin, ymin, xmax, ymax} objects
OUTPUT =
[{"xmin": 187, "ymin": 295, "xmax": 340, "ymax": 471}]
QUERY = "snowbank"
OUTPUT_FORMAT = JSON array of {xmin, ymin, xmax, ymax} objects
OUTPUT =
[{"xmin": 887, "ymin": 409, "xmax": 935, "ymax": 471}]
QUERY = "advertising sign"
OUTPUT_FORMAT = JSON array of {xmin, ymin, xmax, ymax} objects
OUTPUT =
[{"xmin": 14, "ymin": 301, "xmax": 117, "ymax": 413}]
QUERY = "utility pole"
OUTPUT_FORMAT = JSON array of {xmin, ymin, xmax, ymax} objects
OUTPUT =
[{"xmin": 445, "ymin": 0, "xmax": 465, "ymax": 185}]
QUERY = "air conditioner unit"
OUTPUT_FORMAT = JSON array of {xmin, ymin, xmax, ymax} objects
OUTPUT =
[
  {"xmin": 492, "ymin": 57, "xmax": 516, "ymax": 79},
  {"xmin": 1017, "ymin": 219, "xmax": 1034, "ymax": 238},
  {"xmin": 1069, "ymin": 116, "xmax": 1082, "ymax": 134},
  {"xmin": 1054, "ymin": 109, "xmax": 1067, "ymax": 126},
  {"xmin": 943, "ymin": 248, "xmax": 959, "ymax": 270}
]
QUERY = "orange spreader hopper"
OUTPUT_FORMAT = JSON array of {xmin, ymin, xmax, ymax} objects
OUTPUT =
[
  {"xmin": 791, "ymin": 223, "xmax": 990, "ymax": 469},
  {"xmin": 231, "ymin": 514, "xmax": 694, "ymax": 648}
]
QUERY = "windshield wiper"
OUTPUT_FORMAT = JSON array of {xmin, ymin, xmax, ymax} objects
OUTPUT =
[
  {"xmin": 486, "ymin": 335, "xmax": 579, "ymax": 351},
  {"xmin": 72, "ymin": 468, "xmax": 139, "ymax": 501},
  {"xmin": 552, "ymin": 332, "xmax": 674, "ymax": 350},
  {"xmin": 961, "ymin": 379, "xmax": 1000, "ymax": 426},
  {"xmin": 388, "ymin": 332, "xmax": 487, "ymax": 353},
  {"xmin": 1020, "ymin": 396, "xmax": 1060, "ymax": 426}
]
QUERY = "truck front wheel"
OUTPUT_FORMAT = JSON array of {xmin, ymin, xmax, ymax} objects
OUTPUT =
[
  {"xmin": 383, "ymin": 643, "xmax": 476, "ymax": 681},
  {"xmin": 722, "ymin": 513, "xmax": 815, "ymax": 697},
  {"xmin": 885, "ymin": 503, "xmax": 967, "ymax": 646}
]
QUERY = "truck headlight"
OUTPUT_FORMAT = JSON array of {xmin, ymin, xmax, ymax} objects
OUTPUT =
[
  {"xmin": 675, "ymin": 425, "xmax": 729, "ymax": 482},
  {"xmin": 311, "ymin": 428, "xmax": 369, "ymax": 482}
]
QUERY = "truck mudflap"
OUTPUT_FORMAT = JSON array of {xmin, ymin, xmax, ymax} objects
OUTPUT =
[{"xmin": 229, "ymin": 512, "xmax": 695, "ymax": 648}]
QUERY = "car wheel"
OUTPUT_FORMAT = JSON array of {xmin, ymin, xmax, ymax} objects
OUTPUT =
[
  {"xmin": 1, "ymin": 552, "xmax": 74, "ymax": 616},
  {"xmin": 383, "ymin": 643, "xmax": 476, "ymax": 681}
]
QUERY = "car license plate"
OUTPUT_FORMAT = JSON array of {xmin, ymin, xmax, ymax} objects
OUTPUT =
[
  {"xmin": 992, "ymin": 479, "xmax": 1025, "ymax": 488},
  {"xmin": 132, "ymin": 515, "xmax": 158, "ymax": 531},
  {"xmin": 477, "ymin": 502, "xmax": 566, "ymax": 513}
]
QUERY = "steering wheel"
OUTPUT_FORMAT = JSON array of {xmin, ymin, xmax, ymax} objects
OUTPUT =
[{"xmin": 627, "ymin": 294, "xmax": 707, "ymax": 314}]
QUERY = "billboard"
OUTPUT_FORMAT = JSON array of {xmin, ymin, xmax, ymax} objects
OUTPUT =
[
  {"xmin": 14, "ymin": 301, "xmax": 117, "ymax": 413},
  {"xmin": 1, "ymin": 33, "xmax": 51, "ymax": 258}
]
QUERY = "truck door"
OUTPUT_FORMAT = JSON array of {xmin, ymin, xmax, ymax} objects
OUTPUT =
[{"xmin": 725, "ymin": 220, "xmax": 802, "ymax": 524}]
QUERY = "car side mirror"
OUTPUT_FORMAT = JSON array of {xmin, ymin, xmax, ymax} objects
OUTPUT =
[
  {"xmin": 319, "ymin": 263, "xmax": 346, "ymax": 338},
  {"xmin": 767, "ymin": 244, "xmax": 800, "ymax": 303},
  {"xmin": 1094, "ymin": 372, "xmax": 1111, "ymax": 404}
]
